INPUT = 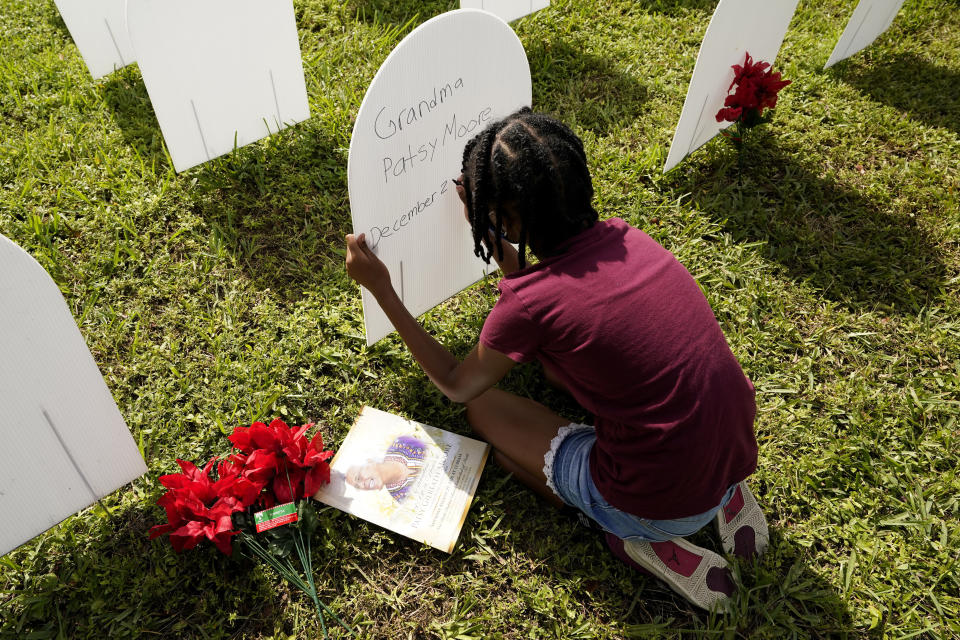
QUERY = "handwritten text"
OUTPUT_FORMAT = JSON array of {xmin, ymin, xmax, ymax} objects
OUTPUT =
[
  {"xmin": 369, "ymin": 179, "xmax": 451, "ymax": 249},
  {"xmin": 374, "ymin": 78, "xmax": 465, "ymax": 140},
  {"xmin": 381, "ymin": 106, "xmax": 493, "ymax": 184}
]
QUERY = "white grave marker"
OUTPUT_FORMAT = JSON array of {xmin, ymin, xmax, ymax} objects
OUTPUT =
[
  {"xmin": 0, "ymin": 235, "xmax": 147, "ymax": 558},
  {"xmin": 824, "ymin": 0, "xmax": 907, "ymax": 69},
  {"xmin": 460, "ymin": 0, "xmax": 549, "ymax": 23},
  {"xmin": 126, "ymin": 0, "xmax": 311, "ymax": 173},
  {"xmin": 53, "ymin": 0, "xmax": 135, "ymax": 79},
  {"xmin": 663, "ymin": 0, "xmax": 800, "ymax": 173},
  {"xmin": 348, "ymin": 10, "xmax": 532, "ymax": 345}
]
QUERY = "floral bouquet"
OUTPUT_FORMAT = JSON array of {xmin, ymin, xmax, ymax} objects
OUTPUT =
[
  {"xmin": 715, "ymin": 51, "xmax": 791, "ymax": 180},
  {"xmin": 149, "ymin": 419, "xmax": 354, "ymax": 637}
]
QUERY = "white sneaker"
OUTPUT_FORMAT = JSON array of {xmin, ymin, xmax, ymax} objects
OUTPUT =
[
  {"xmin": 618, "ymin": 536, "xmax": 736, "ymax": 611},
  {"xmin": 715, "ymin": 481, "xmax": 769, "ymax": 560}
]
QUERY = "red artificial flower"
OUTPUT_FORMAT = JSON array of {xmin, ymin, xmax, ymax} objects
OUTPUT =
[
  {"xmin": 716, "ymin": 52, "xmax": 791, "ymax": 124},
  {"xmin": 216, "ymin": 458, "xmax": 262, "ymax": 506},
  {"xmin": 272, "ymin": 466, "xmax": 307, "ymax": 504},
  {"xmin": 149, "ymin": 458, "xmax": 246, "ymax": 555},
  {"xmin": 149, "ymin": 422, "xmax": 346, "ymax": 634},
  {"xmin": 228, "ymin": 419, "xmax": 334, "ymax": 506},
  {"xmin": 303, "ymin": 433, "xmax": 334, "ymax": 495},
  {"xmin": 153, "ymin": 493, "xmax": 241, "ymax": 555},
  {"xmin": 234, "ymin": 449, "xmax": 280, "ymax": 486},
  {"xmin": 151, "ymin": 420, "xmax": 334, "ymax": 554},
  {"xmin": 157, "ymin": 459, "xmax": 218, "ymax": 503},
  {"xmin": 715, "ymin": 106, "xmax": 743, "ymax": 123}
]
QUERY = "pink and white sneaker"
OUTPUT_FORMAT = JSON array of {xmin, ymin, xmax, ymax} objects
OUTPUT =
[
  {"xmin": 606, "ymin": 533, "xmax": 735, "ymax": 611},
  {"xmin": 715, "ymin": 481, "xmax": 769, "ymax": 560}
]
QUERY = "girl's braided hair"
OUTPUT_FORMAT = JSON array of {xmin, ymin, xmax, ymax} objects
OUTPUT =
[{"xmin": 461, "ymin": 108, "xmax": 597, "ymax": 269}]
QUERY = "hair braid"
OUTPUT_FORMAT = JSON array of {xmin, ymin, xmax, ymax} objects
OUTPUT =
[
  {"xmin": 460, "ymin": 108, "xmax": 597, "ymax": 270},
  {"xmin": 466, "ymin": 125, "xmax": 498, "ymax": 262}
]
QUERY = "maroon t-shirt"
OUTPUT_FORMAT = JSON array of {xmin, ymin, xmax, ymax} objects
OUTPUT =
[{"xmin": 480, "ymin": 218, "xmax": 757, "ymax": 519}]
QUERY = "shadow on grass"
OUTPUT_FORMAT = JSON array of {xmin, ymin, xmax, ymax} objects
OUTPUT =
[
  {"xmin": 326, "ymin": 465, "xmax": 855, "ymax": 637},
  {"xmin": 189, "ymin": 122, "xmax": 352, "ymax": 302},
  {"xmin": 675, "ymin": 138, "xmax": 949, "ymax": 315},
  {"xmin": 835, "ymin": 52, "xmax": 960, "ymax": 136},
  {"xmin": 100, "ymin": 64, "xmax": 352, "ymax": 302},
  {"xmin": 98, "ymin": 68, "xmax": 170, "ymax": 166},
  {"xmin": 526, "ymin": 38, "xmax": 650, "ymax": 136},
  {"xmin": 0, "ymin": 501, "xmax": 299, "ymax": 639}
]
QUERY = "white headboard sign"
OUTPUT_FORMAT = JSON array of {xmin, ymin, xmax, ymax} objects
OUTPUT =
[
  {"xmin": 663, "ymin": 0, "xmax": 800, "ymax": 173},
  {"xmin": 0, "ymin": 235, "xmax": 147, "ymax": 557},
  {"xmin": 53, "ymin": 0, "xmax": 135, "ymax": 79},
  {"xmin": 348, "ymin": 10, "xmax": 532, "ymax": 345},
  {"xmin": 824, "ymin": 0, "xmax": 907, "ymax": 69},
  {"xmin": 460, "ymin": 0, "xmax": 550, "ymax": 23},
  {"xmin": 126, "ymin": 0, "xmax": 311, "ymax": 172}
]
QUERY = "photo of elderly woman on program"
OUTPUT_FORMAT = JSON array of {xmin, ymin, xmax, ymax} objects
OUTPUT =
[{"xmin": 345, "ymin": 435, "xmax": 427, "ymax": 503}]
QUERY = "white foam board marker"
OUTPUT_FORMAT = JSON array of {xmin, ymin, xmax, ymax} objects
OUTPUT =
[
  {"xmin": 348, "ymin": 10, "xmax": 532, "ymax": 345},
  {"xmin": 824, "ymin": 0, "xmax": 907, "ymax": 69},
  {"xmin": 460, "ymin": 0, "xmax": 549, "ymax": 23},
  {"xmin": 126, "ymin": 0, "xmax": 310, "ymax": 173},
  {"xmin": 53, "ymin": 0, "xmax": 135, "ymax": 79},
  {"xmin": 663, "ymin": 0, "xmax": 800, "ymax": 173},
  {"xmin": 0, "ymin": 235, "xmax": 147, "ymax": 558}
]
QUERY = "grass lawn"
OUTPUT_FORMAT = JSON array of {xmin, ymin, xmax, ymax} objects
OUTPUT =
[{"xmin": 2, "ymin": 0, "xmax": 959, "ymax": 637}]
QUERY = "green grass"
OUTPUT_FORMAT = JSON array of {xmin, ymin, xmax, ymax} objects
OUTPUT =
[{"xmin": 1, "ymin": 0, "xmax": 959, "ymax": 637}]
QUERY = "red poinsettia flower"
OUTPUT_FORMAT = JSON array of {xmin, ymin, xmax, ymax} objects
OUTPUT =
[
  {"xmin": 304, "ymin": 433, "xmax": 334, "ymax": 496},
  {"xmin": 157, "ymin": 459, "xmax": 217, "ymax": 503},
  {"xmin": 151, "ymin": 421, "xmax": 333, "ymax": 557},
  {"xmin": 716, "ymin": 52, "xmax": 791, "ymax": 124},
  {"xmin": 228, "ymin": 419, "xmax": 334, "ymax": 506},
  {"xmin": 229, "ymin": 420, "xmax": 309, "ymax": 456},
  {"xmin": 149, "ymin": 458, "xmax": 246, "ymax": 555},
  {"xmin": 716, "ymin": 105, "xmax": 743, "ymax": 123},
  {"xmin": 152, "ymin": 493, "xmax": 241, "ymax": 555},
  {"xmin": 272, "ymin": 466, "xmax": 307, "ymax": 504},
  {"xmin": 216, "ymin": 458, "xmax": 262, "ymax": 506},
  {"xmin": 234, "ymin": 449, "xmax": 279, "ymax": 486}
]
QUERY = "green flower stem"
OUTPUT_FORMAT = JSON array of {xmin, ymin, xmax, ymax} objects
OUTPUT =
[
  {"xmin": 736, "ymin": 120, "xmax": 745, "ymax": 186},
  {"xmin": 290, "ymin": 517, "xmax": 355, "ymax": 635},
  {"xmin": 279, "ymin": 468, "xmax": 330, "ymax": 632},
  {"xmin": 240, "ymin": 533, "xmax": 327, "ymax": 635},
  {"xmin": 239, "ymin": 534, "xmax": 311, "ymax": 594},
  {"xmin": 241, "ymin": 466, "xmax": 356, "ymax": 637}
]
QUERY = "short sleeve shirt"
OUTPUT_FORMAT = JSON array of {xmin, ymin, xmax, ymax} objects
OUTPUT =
[{"xmin": 480, "ymin": 218, "xmax": 758, "ymax": 519}]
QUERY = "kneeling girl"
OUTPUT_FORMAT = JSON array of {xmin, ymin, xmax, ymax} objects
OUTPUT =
[{"xmin": 345, "ymin": 108, "xmax": 768, "ymax": 610}]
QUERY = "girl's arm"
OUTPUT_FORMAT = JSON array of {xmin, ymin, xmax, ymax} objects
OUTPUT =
[{"xmin": 345, "ymin": 233, "xmax": 516, "ymax": 403}]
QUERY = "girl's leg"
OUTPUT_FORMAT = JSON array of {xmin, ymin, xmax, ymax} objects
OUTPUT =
[
  {"xmin": 468, "ymin": 387, "xmax": 737, "ymax": 611},
  {"xmin": 464, "ymin": 387, "xmax": 569, "ymax": 507},
  {"xmin": 490, "ymin": 451, "xmax": 564, "ymax": 507}
]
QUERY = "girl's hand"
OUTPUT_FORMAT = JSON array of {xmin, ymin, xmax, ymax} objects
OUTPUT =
[{"xmin": 345, "ymin": 233, "xmax": 393, "ymax": 299}]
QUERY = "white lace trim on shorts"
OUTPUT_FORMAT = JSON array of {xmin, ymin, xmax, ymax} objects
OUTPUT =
[{"xmin": 542, "ymin": 423, "xmax": 595, "ymax": 498}]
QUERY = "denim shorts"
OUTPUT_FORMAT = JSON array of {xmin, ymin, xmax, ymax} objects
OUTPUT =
[{"xmin": 543, "ymin": 424, "xmax": 737, "ymax": 542}]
